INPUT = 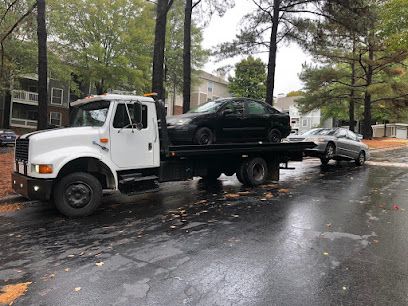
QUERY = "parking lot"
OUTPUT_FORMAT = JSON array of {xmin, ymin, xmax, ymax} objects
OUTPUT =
[{"xmin": 1, "ymin": 147, "xmax": 408, "ymax": 305}]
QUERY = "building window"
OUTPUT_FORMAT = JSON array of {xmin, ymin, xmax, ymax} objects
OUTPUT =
[
  {"xmin": 302, "ymin": 118, "xmax": 309, "ymax": 127},
  {"xmin": 51, "ymin": 88, "xmax": 63, "ymax": 105},
  {"xmin": 207, "ymin": 81, "xmax": 214, "ymax": 93},
  {"xmin": 49, "ymin": 112, "xmax": 62, "ymax": 126}
]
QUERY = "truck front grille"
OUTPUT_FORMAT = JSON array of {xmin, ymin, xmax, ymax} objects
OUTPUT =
[{"xmin": 15, "ymin": 139, "xmax": 29, "ymax": 162}]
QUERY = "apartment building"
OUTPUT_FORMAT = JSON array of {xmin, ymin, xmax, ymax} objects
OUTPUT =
[
  {"xmin": 274, "ymin": 96, "xmax": 332, "ymax": 135},
  {"xmin": 8, "ymin": 74, "xmax": 70, "ymax": 134},
  {"xmin": 166, "ymin": 70, "xmax": 230, "ymax": 116}
]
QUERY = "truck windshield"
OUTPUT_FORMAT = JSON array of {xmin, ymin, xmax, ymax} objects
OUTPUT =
[{"xmin": 71, "ymin": 101, "xmax": 111, "ymax": 127}]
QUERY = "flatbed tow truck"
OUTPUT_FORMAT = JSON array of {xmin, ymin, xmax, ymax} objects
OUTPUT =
[{"xmin": 12, "ymin": 94, "xmax": 315, "ymax": 217}]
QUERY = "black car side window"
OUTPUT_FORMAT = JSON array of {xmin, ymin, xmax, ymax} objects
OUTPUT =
[
  {"xmin": 247, "ymin": 101, "xmax": 267, "ymax": 115},
  {"xmin": 224, "ymin": 101, "xmax": 244, "ymax": 115}
]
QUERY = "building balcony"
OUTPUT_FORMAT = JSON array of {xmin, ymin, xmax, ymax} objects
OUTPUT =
[
  {"xmin": 10, "ymin": 118, "xmax": 37, "ymax": 129},
  {"xmin": 12, "ymin": 90, "xmax": 39, "ymax": 105}
]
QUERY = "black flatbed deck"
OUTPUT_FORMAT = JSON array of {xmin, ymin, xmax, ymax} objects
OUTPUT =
[{"xmin": 166, "ymin": 142, "xmax": 316, "ymax": 158}]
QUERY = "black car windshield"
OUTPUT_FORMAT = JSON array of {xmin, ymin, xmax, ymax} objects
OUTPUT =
[
  {"xmin": 71, "ymin": 101, "xmax": 111, "ymax": 127},
  {"xmin": 188, "ymin": 101, "xmax": 224, "ymax": 113}
]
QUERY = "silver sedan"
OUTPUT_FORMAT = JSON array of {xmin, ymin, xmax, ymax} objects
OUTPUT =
[{"xmin": 285, "ymin": 128, "xmax": 370, "ymax": 166}]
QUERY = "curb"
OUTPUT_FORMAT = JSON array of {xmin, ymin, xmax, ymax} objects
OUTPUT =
[
  {"xmin": 0, "ymin": 194, "xmax": 27, "ymax": 205},
  {"xmin": 369, "ymin": 145, "xmax": 408, "ymax": 153}
]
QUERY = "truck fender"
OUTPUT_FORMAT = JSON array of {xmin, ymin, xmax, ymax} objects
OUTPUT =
[{"xmin": 56, "ymin": 154, "xmax": 118, "ymax": 190}]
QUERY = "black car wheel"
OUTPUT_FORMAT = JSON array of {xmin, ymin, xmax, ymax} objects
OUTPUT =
[
  {"xmin": 194, "ymin": 127, "xmax": 214, "ymax": 145},
  {"xmin": 355, "ymin": 151, "xmax": 366, "ymax": 166},
  {"xmin": 267, "ymin": 129, "xmax": 282, "ymax": 143},
  {"xmin": 54, "ymin": 172, "xmax": 102, "ymax": 217}
]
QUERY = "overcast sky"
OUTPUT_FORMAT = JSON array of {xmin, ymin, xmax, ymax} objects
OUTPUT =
[{"xmin": 202, "ymin": 1, "xmax": 311, "ymax": 96}]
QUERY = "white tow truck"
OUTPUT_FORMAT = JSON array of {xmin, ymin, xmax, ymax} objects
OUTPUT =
[{"xmin": 12, "ymin": 93, "xmax": 315, "ymax": 217}]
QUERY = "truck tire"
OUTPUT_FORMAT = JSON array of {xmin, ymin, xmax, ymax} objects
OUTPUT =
[
  {"xmin": 236, "ymin": 163, "xmax": 248, "ymax": 185},
  {"xmin": 54, "ymin": 172, "xmax": 102, "ymax": 217},
  {"xmin": 243, "ymin": 157, "xmax": 268, "ymax": 187}
]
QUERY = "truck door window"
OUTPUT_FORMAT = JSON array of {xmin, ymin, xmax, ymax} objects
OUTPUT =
[{"xmin": 113, "ymin": 103, "xmax": 148, "ymax": 129}]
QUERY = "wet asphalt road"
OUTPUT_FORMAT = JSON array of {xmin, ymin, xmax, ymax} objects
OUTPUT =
[{"xmin": 1, "ymin": 149, "xmax": 408, "ymax": 305}]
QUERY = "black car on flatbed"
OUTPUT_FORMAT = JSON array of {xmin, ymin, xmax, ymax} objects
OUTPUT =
[{"xmin": 166, "ymin": 98, "xmax": 291, "ymax": 145}]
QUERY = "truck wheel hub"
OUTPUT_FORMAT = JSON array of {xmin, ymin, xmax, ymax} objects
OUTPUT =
[{"xmin": 65, "ymin": 183, "xmax": 92, "ymax": 208}]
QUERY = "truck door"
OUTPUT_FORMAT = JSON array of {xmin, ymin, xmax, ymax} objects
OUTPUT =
[{"xmin": 110, "ymin": 102, "xmax": 155, "ymax": 169}]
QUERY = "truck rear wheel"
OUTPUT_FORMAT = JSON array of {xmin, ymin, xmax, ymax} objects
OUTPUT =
[
  {"xmin": 239, "ymin": 157, "xmax": 268, "ymax": 187},
  {"xmin": 54, "ymin": 172, "xmax": 102, "ymax": 217}
]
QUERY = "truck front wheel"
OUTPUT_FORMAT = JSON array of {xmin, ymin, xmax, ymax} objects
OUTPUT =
[{"xmin": 54, "ymin": 172, "xmax": 102, "ymax": 217}]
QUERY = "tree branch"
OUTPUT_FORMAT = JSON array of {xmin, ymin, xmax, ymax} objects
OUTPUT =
[{"xmin": 0, "ymin": 1, "xmax": 37, "ymax": 44}]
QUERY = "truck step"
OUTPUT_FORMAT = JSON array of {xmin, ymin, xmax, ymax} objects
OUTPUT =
[
  {"xmin": 118, "ymin": 175, "xmax": 159, "ymax": 195},
  {"xmin": 119, "ymin": 174, "xmax": 158, "ymax": 185}
]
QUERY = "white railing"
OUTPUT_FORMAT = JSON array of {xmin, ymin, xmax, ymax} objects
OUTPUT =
[
  {"xmin": 10, "ymin": 118, "xmax": 37, "ymax": 128},
  {"xmin": 12, "ymin": 90, "xmax": 39, "ymax": 104}
]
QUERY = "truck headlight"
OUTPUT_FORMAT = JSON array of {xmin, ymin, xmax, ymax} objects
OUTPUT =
[{"xmin": 32, "ymin": 164, "xmax": 53, "ymax": 174}]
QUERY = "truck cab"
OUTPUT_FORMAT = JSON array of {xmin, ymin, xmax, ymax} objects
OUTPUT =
[{"xmin": 13, "ymin": 94, "xmax": 160, "ymax": 216}]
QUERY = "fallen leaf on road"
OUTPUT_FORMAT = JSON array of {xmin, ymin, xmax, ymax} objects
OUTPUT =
[
  {"xmin": 95, "ymin": 262, "xmax": 104, "ymax": 267},
  {"xmin": 278, "ymin": 189, "xmax": 289, "ymax": 193},
  {"xmin": 373, "ymin": 240, "xmax": 380, "ymax": 244},
  {"xmin": 64, "ymin": 268, "xmax": 70, "ymax": 272},
  {"xmin": 67, "ymin": 254, "xmax": 75, "ymax": 258},
  {"xmin": 224, "ymin": 193, "xmax": 240, "ymax": 200},
  {"xmin": 195, "ymin": 200, "xmax": 208, "ymax": 205},
  {"xmin": 231, "ymin": 214, "xmax": 239, "ymax": 218},
  {"xmin": 0, "ymin": 282, "xmax": 32, "ymax": 305},
  {"xmin": 342, "ymin": 286, "xmax": 347, "ymax": 291},
  {"xmin": 393, "ymin": 205, "xmax": 400, "ymax": 210},
  {"xmin": 74, "ymin": 287, "xmax": 81, "ymax": 292},
  {"xmin": 170, "ymin": 225, "xmax": 177, "ymax": 229},
  {"xmin": 238, "ymin": 191, "xmax": 252, "ymax": 196},
  {"xmin": 262, "ymin": 184, "xmax": 280, "ymax": 189},
  {"xmin": 260, "ymin": 198, "xmax": 267, "ymax": 201},
  {"xmin": 326, "ymin": 223, "xmax": 332, "ymax": 228},
  {"xmin": 323, "ymin": 252, "xmax": 329, "ymax": 256},
  {"xmin": 264, "ymin": 192, "xmax": 274, "ymax": 199}
]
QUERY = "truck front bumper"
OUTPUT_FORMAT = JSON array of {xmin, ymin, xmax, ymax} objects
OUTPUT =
[{"xmin": 12, "ymin": 172, "xmax": 53, "ymax": 201}]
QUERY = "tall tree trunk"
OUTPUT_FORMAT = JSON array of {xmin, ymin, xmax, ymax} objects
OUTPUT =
[
  {"xmin": 37, "ymin": 0, "xmax": 48, "ymax": 130},
  {"xmin": 265, "ymin": 0, "xmax": 280, "ymax": 106},
  {"xmin": 152, "ymin": 0, "xmax": 170, "ymax": 101},
  {"xmin": 363, "ymin": 38, "xmax": 374, "ymax": 140},
  {"xmin": 182, "ymin": 0, "xmax": 192, "ymax": 113},
  {"xmin": 349, "ymin": 36, "xmax": 356, "ymax": 132}
]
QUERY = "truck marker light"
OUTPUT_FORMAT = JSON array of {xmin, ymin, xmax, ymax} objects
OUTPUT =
[
  {"xmin": 100, "ymin": 138, "xmax": 109, "ymax": 143},
  {"xmin": 144, "ymin": 92, "xmax": 158, "ymax": 97},
  {"xmin": 33, "ymin": 164, "xmax": 53, "ymax": 174}
]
